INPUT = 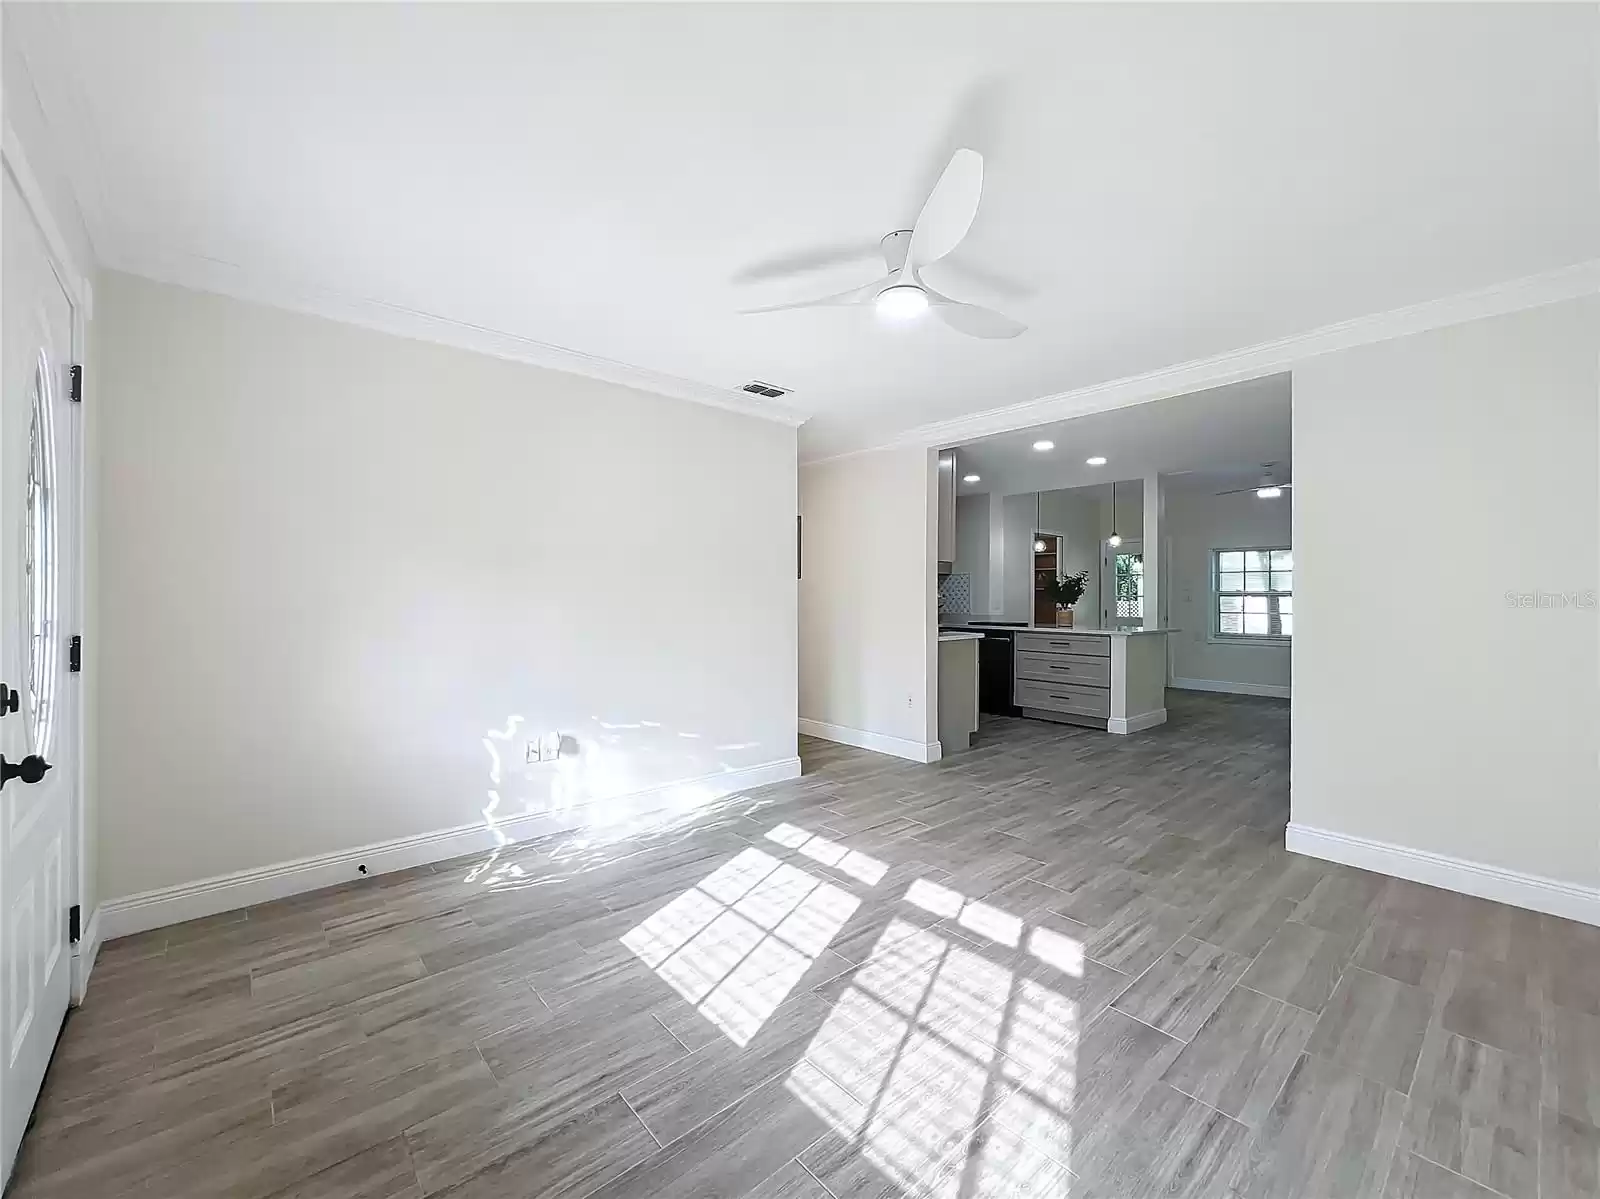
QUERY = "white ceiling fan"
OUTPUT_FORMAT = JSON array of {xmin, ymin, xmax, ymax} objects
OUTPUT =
[
  {"xmin": 739, "ymin": 149, "xmax": 1026, "ymax": 339},
  {"xmin": 1217, "ymin": 464, "xmax": 1293, "ymax": 499}
]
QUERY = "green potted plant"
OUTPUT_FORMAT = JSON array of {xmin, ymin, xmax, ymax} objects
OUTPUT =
[{"xmin": 1041, "ymin": 570, "xmax": 1090, "ymax": 627}]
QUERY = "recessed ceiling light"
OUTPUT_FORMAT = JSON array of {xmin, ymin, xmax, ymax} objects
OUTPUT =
[
  {"xmin": 1256, "ymin": 486, "xmax": 1283, "ymax": 499},
  {"xmin": 1032, "ymin": 440, "xmax": 1055, "ymax": 452},
  {"xmin": 962, "ymin": 473, "xmax": 981, "ymax": 483},
  {"xmin": 1085, "ymin": 456, "xmax": 1107, "ymax": 466},
  {"xmin": 875, "ymin": 285, "xmax": 929, "ymax": 321}
]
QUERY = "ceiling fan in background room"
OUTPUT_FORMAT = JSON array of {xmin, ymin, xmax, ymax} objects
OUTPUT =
[
  {"xmin": 1217, "ymin": 464, "xmax": 1293, "ymax": 499},
  {"xmin": 738, "ymin": 148, "xmax": 1027, "ymax": 339}
]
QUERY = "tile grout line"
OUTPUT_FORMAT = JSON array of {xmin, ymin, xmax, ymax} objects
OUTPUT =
[
  {"xmin": 1157, "ymin": 1072, "xmax": 1247, "ymax": 1130},
  {"xmin": 1407, "ymin": 1145, "xmax": 1521, "ymax": 1199},
  {"xmin": 1235, "ymin": 980, "xmax": 1320, "ymax": 1015},
  {"xmin": 652, "ymin": 1013, "xmax": 694, "ymax": 1053},
  {"xmin": 1109, "ymin": 1004, "xmax": 1180, "ymax": 1042},
  {"xmin": 797, "ymin": 1156, "xmax": 842, "ymax": 1198},
  {"xmin": 617, "ymin": 1091, "xmax": 663, "ymax": 1149}
]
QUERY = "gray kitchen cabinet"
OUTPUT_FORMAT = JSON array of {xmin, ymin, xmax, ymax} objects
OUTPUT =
[{"xmin": 937, "ymin": 450, "xmax": 957, "ymax": 569}]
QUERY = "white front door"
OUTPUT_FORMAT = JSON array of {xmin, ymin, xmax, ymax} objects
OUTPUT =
[{"xmin": 0, "ymin": 168, "xmax": 80, "ymax": 1184}]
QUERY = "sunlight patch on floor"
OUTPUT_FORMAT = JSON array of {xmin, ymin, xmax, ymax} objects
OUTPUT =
[
  {"xmin": 766, "ymin": 822, "xmax": 888, "ymax": 886},
  {"xmin": 789, "ymin": 893, "xmax": 1081, "ymax": 1196},
  {"xmin": 621, "ymin": 840, "xmax": 860, "ymax": 1046},
  {"xmin": 621, "ymin": 823, "xmax": 1085, "ymax": 1193}
]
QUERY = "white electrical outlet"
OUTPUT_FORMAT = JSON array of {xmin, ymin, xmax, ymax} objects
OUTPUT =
[{"xmin": 525, "ymin": 734, "xmax": 563, "ymax": 765}]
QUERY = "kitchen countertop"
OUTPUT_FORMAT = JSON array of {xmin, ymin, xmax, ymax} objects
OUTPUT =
[
  {"xmin": 938, "ymin": 631, "xmax": 984, "ymax": 643},
  {"xmin": 939, "ymin": 619, "xmax": 1174, "ymax": 637}
]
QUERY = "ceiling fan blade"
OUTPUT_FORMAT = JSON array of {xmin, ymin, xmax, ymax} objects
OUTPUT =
[
  {"xmin": 731, "ymin": 242, "xmax": 883, "ymax": 285},
  {"xmin": 1215, "ymin": 482, "xmax": 1294, "ymax": 496},
  {"xmin": 738, "ymin": 276, "xmax": 888, "ymax": 315},
  {"xmin": 908, "ymin": 148, "xmax": 983, "ymax": 269},
  {"xmin": 922, "ymin": 279, "xmax": 1025, "ymax": 339},
  {"xmin": 932, "ymin": 300, "xmax": 1025, "ymax": 339}
]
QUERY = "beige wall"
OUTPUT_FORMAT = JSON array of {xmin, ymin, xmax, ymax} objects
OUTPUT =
[
  {"xmin": 94, "ymin": 272, "xmax": 799, "ymax": 901},
  {"xmin": 1292, "ymin": 295, "xmax": 1599, "ymax": 891},
  {"xmin": 799, "ymin": 448, "xmax": 938, "ymax": 759}
]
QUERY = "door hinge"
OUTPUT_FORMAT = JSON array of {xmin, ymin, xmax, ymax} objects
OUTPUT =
[
  {"xmin": 68, "ymin": 636, "xmax": 81, "ymax": 673},
  {"xmin": 69, "ymin": 365, "xmax": 83, "ymax": 404},
  {"xmin": 69, "ymin": 904, "xmax": 81, "ymax": 945}
]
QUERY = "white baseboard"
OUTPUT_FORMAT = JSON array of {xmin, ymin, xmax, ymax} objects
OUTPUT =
[
  {"xmin": 799, "ymin": 718, "xmax": 941, "ymax": 763},
  {"xmin": 1109, "ymin": 708, "xmax": 1168, "ymax": 735},
  {"xmin": 1286, "ymin": 822, "xmax": 1600, "ymax": 927},
  {"xmin": 1172, "ymin": 677, "xmax": 1291, "ymax": 700},
  {"xmin": 71, "ymin": 904, "xmax": 102, "ymax": 1002},
  {"xmin": 100, "ymin": 757, "xmax": 801, "ymax": 941}
]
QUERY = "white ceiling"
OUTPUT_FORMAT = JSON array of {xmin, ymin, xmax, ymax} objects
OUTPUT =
[
  {"xmin": 954, "ymin": 373, "xmax": 1291, "ymax": 497},
  {"xmin": 14, "ymin": 3, "xmax": 1598, "ymax": 458}
]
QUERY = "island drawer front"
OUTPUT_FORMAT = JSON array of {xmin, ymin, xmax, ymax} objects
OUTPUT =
[
  {"xmin": 1015, "ymin": 652, "xmax": 1112, "ymax": 687},
  {"xmin": 1014, "ymin": 631, "xmax": 1111, "ymax": 658},
  {"xmin": 1015, "ymin": 678, "xmax": 1111, "ymax": 717}
]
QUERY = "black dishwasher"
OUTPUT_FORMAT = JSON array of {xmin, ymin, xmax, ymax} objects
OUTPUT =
[{"xmin": 976, "ymin": 628, "xmax": 1022, "ymax": 716}]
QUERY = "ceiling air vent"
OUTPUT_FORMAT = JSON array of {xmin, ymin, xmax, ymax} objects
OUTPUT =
[{"xmin": 741, "ymin": 380, "xmax": 791, "ymax": 400}]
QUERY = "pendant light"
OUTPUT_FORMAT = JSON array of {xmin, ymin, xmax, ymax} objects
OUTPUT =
[{"xmin": 1107, "ymin": 480, "xmax": 1123, "ymax": 548}]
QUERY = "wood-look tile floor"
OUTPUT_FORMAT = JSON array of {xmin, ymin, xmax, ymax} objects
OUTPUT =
[{"xmin": 14, "ymin": 692, "xmax": 1600, "ymax": 1199}]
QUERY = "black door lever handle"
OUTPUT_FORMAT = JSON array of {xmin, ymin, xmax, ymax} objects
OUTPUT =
[
  {"xmin": 0, "ymin": 686, "xmax": 18, "ymax": 715},
  {"xmin": 0, "ymin": 755, "xmax": 51, "ymax": 786}
]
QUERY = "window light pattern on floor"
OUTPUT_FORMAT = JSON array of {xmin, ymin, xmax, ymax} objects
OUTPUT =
[
  {"xmin": 620, "ymin": 824, "xmax": 1085, "ymax": 1195},
  {"xmin": 766, "ymin": 821, "xmax": 889, "ymax": 886},
  {"xmin": 621, "ymin": 845, "xmax": 859, "ymax": 1045},
  {"xmin": 789, "ymin": 902, "xmax": 1082, "ymax": 1195}
]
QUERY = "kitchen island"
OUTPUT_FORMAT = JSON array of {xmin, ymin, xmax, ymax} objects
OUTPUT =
[
  {"xmin": 939, "ymin": 619, "xmax": 1172, "ymax": 734},
  {"xmin": 1013, "ymin": 627, "xmax": 1170, "ymax": 733}
]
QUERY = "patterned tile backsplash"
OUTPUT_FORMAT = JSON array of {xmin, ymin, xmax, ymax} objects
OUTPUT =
[{"xmin": 939, "ymin": 573, "xmax": 972, "ymax": 614}]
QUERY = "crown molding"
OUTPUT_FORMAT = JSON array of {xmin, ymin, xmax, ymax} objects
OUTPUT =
[
  {"xmin": 6, "ymin": 3, "xmax": 116, "ymax": 275},
  {"xmin": 1, "ymin": 120, "xmax": 95, "ymax": 318},
  {"xmin": 108, "ymin": 248, "xmax": 809, "ymax": 429},
  {"xmin": 801, "ymin": 258, "xmax": 1600, "ymax": 463}
]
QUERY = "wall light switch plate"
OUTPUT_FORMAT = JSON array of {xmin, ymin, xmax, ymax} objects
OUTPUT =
[
  {"xmin": 540, "ymin": 732, "xmax": 562, "ymax": 762},
  {"xmin": 525, "ymin": 740, "xmax": 541, "ymax": 764}
]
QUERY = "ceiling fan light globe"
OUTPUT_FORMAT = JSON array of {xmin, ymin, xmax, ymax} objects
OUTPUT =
[
  {"xmin": 875, "ymin": 285, "xmax": 929, "ymax": 321},
  {"xmin": 1107, "ymin": 534, "xmax": 1123, "ymax": 548}
]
